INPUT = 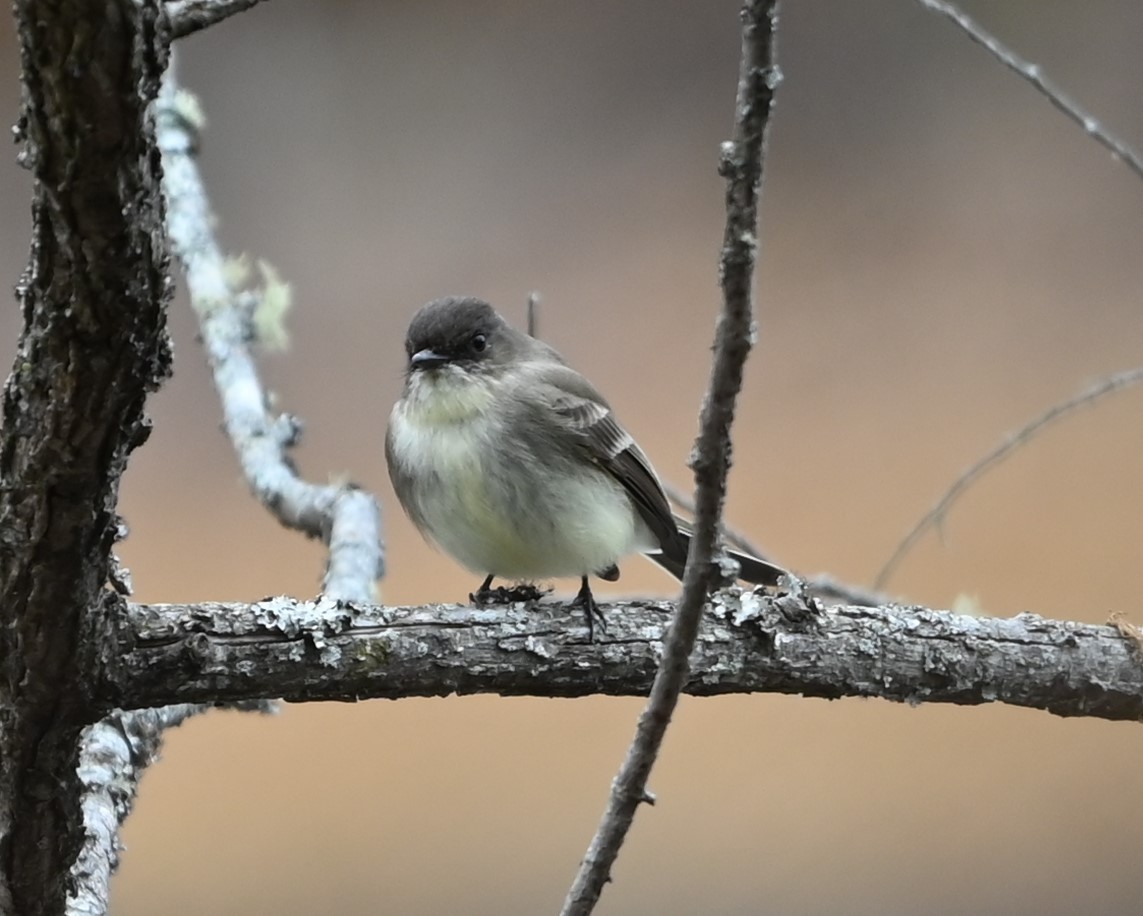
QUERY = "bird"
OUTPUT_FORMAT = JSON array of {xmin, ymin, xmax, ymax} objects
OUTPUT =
[{"xmin": 385, "ymin": 296, "xmax": 784, "ymax": 638}]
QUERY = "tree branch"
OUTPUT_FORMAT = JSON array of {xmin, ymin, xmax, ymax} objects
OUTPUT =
[
  {"xmin": 156, "ymin": 69, "xmax": 384, "ymax": 602},
  {"xmin": 99, "ymin": 596, "xmax": 1143, "ymax": 723},
  {"xmin": 165, "ymin": 0, "xmax": 268, "ymax": 39},
  {"xmin": 876, "ymin": 366, "xmax": 1143, "ymax": 589},
  {"xmin": 561, "ymin": 4, "xmax": 781, "ymax": 911},
  {"xmin": 67, "ymin": 706, "xmax": 198, "ymax": 914},
  {"xmin": 915, "ymin": 0, "xmax": 1143, "ymax": 183}
]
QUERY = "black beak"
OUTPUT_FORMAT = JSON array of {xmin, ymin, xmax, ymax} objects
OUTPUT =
[{"xmin": 410, "ymin": 348, "xmax": 450, "ymax": 370}]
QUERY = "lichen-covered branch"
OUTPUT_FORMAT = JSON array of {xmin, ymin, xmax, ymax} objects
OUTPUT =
[
  {"xmin": 156, "ymin": 67, "xmax": 383, "ymax": 602},
  {"xmin": 0, "ymin": 2, "xmax": 172, "ymax": 913},
  {"xmin": 99, "ymin": 595, "xmax": 1143, "ymax": 722},
  {"xmin": 67, "ymin": 707, "xmax": 198, "ymax": 915},
  {"xmin": 60, "ymin": 56, "xmax": 387, "ymax": 916}
]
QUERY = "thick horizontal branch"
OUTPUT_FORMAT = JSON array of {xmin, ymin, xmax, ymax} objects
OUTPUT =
[{"xmin": 104, "ymin": 593, "xmax": 1143, "ymax": 722}]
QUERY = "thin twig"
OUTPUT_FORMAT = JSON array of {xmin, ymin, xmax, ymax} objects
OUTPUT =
[
  {"xmin": 526, "ymin": 290, "xmax": 540, "ymax": 337},
  {"xmin": 156, "ymin": 64, "xmax": 383, "ymax": 604},
  {"xmin": 876, "ymin": 366, "xmax": 1143, "ymax": 589},
  {"xmin": 165, "ymin": 0, "xmax": 268, "ymax": 39},
  {"xmin": 560, "ymin": 4, "xmax": 780, "ymax": 913},
  {"xmin": 916, "ymin": 0, "xmax": 1143, "ymax": 183}
]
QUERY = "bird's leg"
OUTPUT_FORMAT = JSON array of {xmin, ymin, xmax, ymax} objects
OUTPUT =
[
  {"xmin": 470, "ymin": 574, "xmax": 496, "ymax": 605},
  {"xmin": 570, "ymin": 575, "xmax": 608, "ymax": 640}
]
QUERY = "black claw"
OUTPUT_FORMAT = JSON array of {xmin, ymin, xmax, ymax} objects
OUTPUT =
[
  {"xmin": 470, "ymin": 574, "xmax": 497, "ymax": 605},
  {"xmin": 570, "ymin": 575, "xmax": 607, "ymax": 641}
]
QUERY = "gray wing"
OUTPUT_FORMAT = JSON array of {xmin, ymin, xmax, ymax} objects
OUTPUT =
[{"xmin": 532, "ymin": 364, "xmax": 683, "ymax": 555}]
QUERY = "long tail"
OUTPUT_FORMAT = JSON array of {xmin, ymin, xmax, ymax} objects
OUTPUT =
[{"xmin": 648, "ymin": 530, "xmax": 785, "ymax": 586}]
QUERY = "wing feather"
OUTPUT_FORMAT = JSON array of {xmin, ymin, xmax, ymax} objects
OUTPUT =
[{"xmin": 536, "ymin": 365, "xmax": 682, "ymax": 554}]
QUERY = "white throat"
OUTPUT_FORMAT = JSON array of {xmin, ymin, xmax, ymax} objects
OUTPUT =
[{"xmin": 399, "ymin": 365, "xmax": 498, "ymax": 426}]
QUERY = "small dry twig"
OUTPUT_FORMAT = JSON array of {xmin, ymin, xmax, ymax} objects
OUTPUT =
[
  {"xmin": 876, "ymin": 367, "xmax": 1143, "ymax": 589},
  {"xmin": 916, "ymin": 0, "xmax": 1143, "ymax": 183}
]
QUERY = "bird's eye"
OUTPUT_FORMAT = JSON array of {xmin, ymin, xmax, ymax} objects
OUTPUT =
[{"xmin": 471, "ymin": 333, "xmax": 488, "ymax": 353}]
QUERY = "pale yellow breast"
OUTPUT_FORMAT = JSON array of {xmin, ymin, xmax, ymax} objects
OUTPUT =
[{"xmin": 388, "ymin": 367, "xmax": 651, "ymax": 579}]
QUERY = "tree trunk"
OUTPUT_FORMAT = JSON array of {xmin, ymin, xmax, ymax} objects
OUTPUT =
[{"xmin": 0, "ymin": 2, "xmax": 172, "ymax": 911}]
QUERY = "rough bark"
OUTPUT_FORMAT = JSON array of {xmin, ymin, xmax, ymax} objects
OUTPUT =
[
  {"xmin": 100, "ymin": 595, "xmax": 1143, "ymax": 722},
  {"xmin": 0, "ymin": 2, "xmax": 172, "ymax": 912}
]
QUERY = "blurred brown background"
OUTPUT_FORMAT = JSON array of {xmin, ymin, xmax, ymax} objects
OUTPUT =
[{"xmin": 3, "ymin": 1, "xmax": 1143, "ymax": 913}]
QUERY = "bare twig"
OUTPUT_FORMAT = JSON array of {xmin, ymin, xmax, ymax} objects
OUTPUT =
[
  {"xmin": 916, "ymin": 0, "xmax": 1143, "ymax": 183},
  {"xmin": 109, "ymin": 596, "xmax": 1143, "ymax": 724},
  {"xmin": 561, "ymin": 4, "xmax": 780, "ymax": 912},
  {"xmin": 156, "ymin": 65, "xmax": 383, "ymax": 604},
  {"xmin": 165, "ymin": 0, "xmax": 268, "ymax": 39},
  {"xmin": 876, "ymin": 366, "xmax": 1143, "ymax": 589},
  {"xmin": 526, "ymin": 291, "xmax": 540, "ymax": 337}
]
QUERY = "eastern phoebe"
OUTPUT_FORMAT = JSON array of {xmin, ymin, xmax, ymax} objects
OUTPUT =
[{"xmin": 386, "ymin": 296, "xmax": 784, "ymax": 636}]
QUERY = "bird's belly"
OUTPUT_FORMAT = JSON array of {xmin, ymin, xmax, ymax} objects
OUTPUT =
[{"xmin": 391, "ymin": 412, "xmax": 646, "ymax": 579}]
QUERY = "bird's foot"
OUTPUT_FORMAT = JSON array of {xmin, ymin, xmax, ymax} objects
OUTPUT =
[
  {"xmin": 569, "ymin": 576, "xmax": 608, "ymax": 641},
  {"xmin": 471, "ymin": 575, "xmax": 546, "ymax": 606}
]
